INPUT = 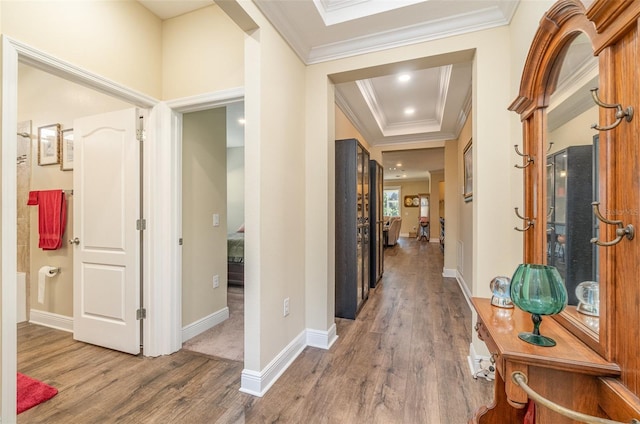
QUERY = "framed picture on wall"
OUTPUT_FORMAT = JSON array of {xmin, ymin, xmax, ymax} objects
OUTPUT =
[
  {"xmin": 60, "ymin": 128, "xmax": 74, "ymax": 171},
  {"xmin": 463, "ymin": 139, "xmax": 473, "ymax": 202},
  {"xmin": 37, "ymin": 123, "xmax": 61, "ymax": 166}
]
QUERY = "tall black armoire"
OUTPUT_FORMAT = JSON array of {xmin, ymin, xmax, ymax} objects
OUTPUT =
[
  {"xmin": 335, "ymin": 139, "xmax": 370, "ymax": 319},
  {"xmin": 369, "ymin": 160, "xmax": 384, "ymax": 287},
  {"xmin": 546, "ymin": 144, "xmax": 593, "ymax": 305}
]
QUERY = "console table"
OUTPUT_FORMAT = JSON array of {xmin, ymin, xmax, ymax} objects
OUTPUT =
[{"xmin": 470, "ymin": 297, "xmax": 620, "ymax": 423}]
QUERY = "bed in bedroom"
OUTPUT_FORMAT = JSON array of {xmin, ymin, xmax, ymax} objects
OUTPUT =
[{"xmin": 227, "ymin": 231, "xmax": 244, "ymax": 287}]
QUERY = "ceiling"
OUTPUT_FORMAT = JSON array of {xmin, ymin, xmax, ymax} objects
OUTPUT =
[{"xmin": 138, "ymin": 0, "xmax": 520, "ymax": 180}]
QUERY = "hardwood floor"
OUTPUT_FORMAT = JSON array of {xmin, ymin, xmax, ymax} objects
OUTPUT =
[{"xmin": 18, "ymin": 237, "xmax": 492, "ymax": 423}]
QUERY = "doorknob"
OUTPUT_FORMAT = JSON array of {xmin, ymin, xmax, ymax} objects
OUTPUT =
[{"xmin": 69, "ymin": 237, "xmax": 80, "ymax": 245}]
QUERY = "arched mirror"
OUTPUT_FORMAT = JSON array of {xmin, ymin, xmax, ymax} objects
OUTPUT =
[
  {"xmin": 509, "ymin": 0, "xmax": 609, "ymax": 356},
  {"xmin": 546, "ymin": 32, "xmax": 601, "ymax": 340}
]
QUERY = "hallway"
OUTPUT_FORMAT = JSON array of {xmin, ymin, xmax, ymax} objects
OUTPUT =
[{"xmin": 18, "ymin": 237, "xmax": 492, "ymax": 423}]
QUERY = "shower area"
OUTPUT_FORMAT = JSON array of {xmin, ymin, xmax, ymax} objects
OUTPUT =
[{"xmin": 17, "ymin": 120, "xmax": 32, "ymax": 323}]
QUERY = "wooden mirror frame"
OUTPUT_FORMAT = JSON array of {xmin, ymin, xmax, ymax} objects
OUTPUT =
[{"xmin": 508, "ymin": 0, "xmax": 611, "ymax": 358}]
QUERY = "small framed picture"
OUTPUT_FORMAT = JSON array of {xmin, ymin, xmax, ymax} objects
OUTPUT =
[
  {"xmin": 37, "ymin": 124, "xmax": 61, "ymax": 166},
  {"xmin": 60, "ymin": 128, "xmax": 74, "ymax": 171},
  {"xmin": 463, "ymin": 139, "xmax": 473, "ymax": 202}
]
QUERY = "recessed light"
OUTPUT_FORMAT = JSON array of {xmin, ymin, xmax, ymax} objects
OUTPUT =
[
  {"xmin": 404, "ymin": 107, "xmax": 415, "ymax": 115},
  {"xmin": 238, "ymin": 118, "xmax": 246, "ymax": 125},
  {"xmin": 398, "ymin": 74, "xmax": 411, "ymax": 83},
  {"xmin": 396, "ymin": 162, "xmax": 402, "ymax": 167},
  {"xmin": 402, "ymin": 175, "xmax": 407, "ymax": 178}
]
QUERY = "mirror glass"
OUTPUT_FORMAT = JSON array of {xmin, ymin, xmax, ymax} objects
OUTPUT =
[{"xmin": 546, "ymin": 32, "xmax": 600, "ymax": 336}]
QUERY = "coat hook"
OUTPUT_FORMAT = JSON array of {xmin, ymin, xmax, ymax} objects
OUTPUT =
[
  {"xmin": 590, "ymin": 201, "xmax": 634, "ymax": 246},
  {"xmin": 590, "ymin": 88, "xmax": 633, "ymax": 131},
  {"xmin": 514, "ymin": 145, "xmax": 534, "ymax": 169},
  {"xmin": 514, "ymin": 207, "xmax": 534, "ymax": 232},
  {"xmin": 547, "ymin": 141, "xmax": 554, "ymax": 153},
  {"xmin": 547, "ymin": 206, "xmax": 554, "ymax": 219}
]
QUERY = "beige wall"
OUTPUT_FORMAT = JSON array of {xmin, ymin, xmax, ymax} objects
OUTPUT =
[
  {"xmin": 304, "ymin": 25, "xmax": 516, "ymax": 337},
  {"xmin": 182, "ymin": 108, "xmax": 229, "ymax": 325},
  {"xmin": 383, "ymin": 180, "xmax": 430, "ymax": 236},
  {"xmin": 443, "ymin": 139, "xmax": 459, "ymax": 273},
  {"xmin": 227, "ymin": 147, "xmax": 245, "ymax": 234},
  {"xmin": 335, "ymin": 104, "xmax": 375, "ymax": 157},
  {"xmin": 240, "ymin": 1, "xmax": 308, "ymax": 371},
  {"xmin": 457, "ymin": 119, "xmax": 473, "ymax": 291},
  {"xmin": 1, "ymin": 0, "xmax": 162, "ymax": 98},
  {"xmin": 18, "ymin": 64, "xmax": 131, "ymax": 318},
  {"xmin": 162, "ymin": 5, "xmax": 244, "ymax": 100}
]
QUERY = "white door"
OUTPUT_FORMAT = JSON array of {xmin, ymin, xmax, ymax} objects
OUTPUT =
[{"xmin": 72, "ymin": 108, "xmax": 142, "ymax": 354}]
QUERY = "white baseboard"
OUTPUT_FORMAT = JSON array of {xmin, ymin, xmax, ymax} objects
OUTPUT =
[
  {"xmin": 442, "ymin": 268, "xmax": 456, "ymax": 278},
  {"xmin": 455, "ymin": 270, "xmax": 473, "ymax": 310},
  {"xmin": 29, "ymin": 309, "xmax": 73, "ymax": 332},
  {"xmin": 240, "ymin": 329, "xmax": 307, "ymax": 397},
  {"xmin": 306, "ymin": 323, "xmax": 338, "ymax": 349},
  {"xmin": 182, "ymin": 307, "xmax": 229, "ymax": 343}
]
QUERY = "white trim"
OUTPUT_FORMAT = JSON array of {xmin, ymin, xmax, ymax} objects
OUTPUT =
[
  {"xmin": 144, "ymin": 103, "xmax": 183, "ymax": 357},
  {"xmin": 306, "ymin": 324, "xmax": 338, "ymax": 349},
  {"xmin": 1, "ymin": 36, "xmax": 19, "ymax": 423},
  {"xmin": 165, "ymin": 88, "xmax": 244, "ymax": 113},
  {"xmin": 240, "ymin": 330, "xmax": 307, "ymax": 397},
  {"xmin": 455, "ymin": 270, "xmax": 473, "ymax": 311},
  {"xmin": 28, "ymin": 310, "xmax": 74, "ymax": 333},
  {"xmin": 442, "ymin": 268, "xmax": 456, "ymax": 278},
  {"xmin": 182, "ymin": 307, "xmax": 230, "ymax": 343}
]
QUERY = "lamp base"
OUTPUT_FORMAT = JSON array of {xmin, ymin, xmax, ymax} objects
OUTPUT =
[{"xmin": 518, "ymin": 332, "xmax": 556, "ymax": 347}]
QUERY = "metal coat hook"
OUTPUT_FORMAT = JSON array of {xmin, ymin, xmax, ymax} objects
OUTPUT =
[
  {"xmin": 590, "ymin": 88, "xmax": 634, "ymax": 131},
  {"xmin": 514, "ymin": 207, "xmax": 534, "ymax": 232},
  {"xmin": 590, "ymin": 201, "xmax": 635, "ymax": 246},
  {"xmin": 514, "ymin": 145, "xmax": 534, "ymax": 169},
  {"xmin": 547, "ymin": 206, "xmax": 554, "ymax": 219}
]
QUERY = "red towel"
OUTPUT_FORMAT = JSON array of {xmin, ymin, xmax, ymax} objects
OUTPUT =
[{"xmin": 27, "ymin": 190, "xmax": 67, "ymax": 250}]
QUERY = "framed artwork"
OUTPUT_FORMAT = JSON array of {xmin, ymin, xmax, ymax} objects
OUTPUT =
[
  {"xmin": 463, "ymin": 139, "xmax": 473, "ymax": 201},
  {"xmin": 37, "ymin": 124, "xmax": 61, "ymax": 166},
  {"xmin": 403, "ymin": 195, "xmax": 419, "ymax": 207},
  {"xmin": 61, "ymin": 128, "xmax": 74, "ymax": 171}
]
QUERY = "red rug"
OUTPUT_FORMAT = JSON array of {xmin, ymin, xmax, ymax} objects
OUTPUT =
[{"xmin": 17, "ymin": 373, "xmax": 58, "ymax": 414}]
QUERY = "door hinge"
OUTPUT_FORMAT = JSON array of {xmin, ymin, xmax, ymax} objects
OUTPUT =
[
  {"xmin": 136, "ymin": 129, "xmax": 146, "ymax": 142},
  {"xmin": 179, "ymin": 238, "xmax": 183, "ymax": 245},
  {"xmin": 136, "ymin": 308, "xmax": 146, "ymax": 320},
  {"xmin": 136, "ymin": 219, "xmax": 146, "ymax": 231}
]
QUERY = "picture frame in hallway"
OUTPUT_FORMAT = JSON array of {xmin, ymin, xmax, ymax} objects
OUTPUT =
[
  {"xmin": 463, "ymin": 139, "xmax": 473, "ymax": 202},
  {"xmin": 37, "ymin": 123, "xmax": 60, "ymax": 166},
  {"xmin": 60, "ymin": 128, "xmax": 74, "ymax": 171}
]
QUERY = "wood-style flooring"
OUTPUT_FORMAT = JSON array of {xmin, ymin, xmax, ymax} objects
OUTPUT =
[{"xmin": 18, "ymin": 237, "xmax": 492, "ymax": 423}]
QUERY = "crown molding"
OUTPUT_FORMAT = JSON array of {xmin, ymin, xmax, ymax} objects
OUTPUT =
[{"xmin": 307, "ymin": 5, "xmax": 517, "ymax": 64}]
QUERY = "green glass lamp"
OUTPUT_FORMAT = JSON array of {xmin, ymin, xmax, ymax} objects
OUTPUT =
[{"xmin": 509, "ymin": 264, "xmax": 568, "ymax": 347}]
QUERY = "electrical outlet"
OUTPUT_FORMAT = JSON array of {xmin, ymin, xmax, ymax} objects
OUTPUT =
[
  {"xmin": 213, "ymin": 275, "xmax": 219, "ymax": 289},
  {"xmin": 283, "ymin": 297, "xmax": 290, "ymax": 316}
]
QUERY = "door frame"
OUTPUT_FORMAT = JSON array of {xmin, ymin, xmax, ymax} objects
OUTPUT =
[{"xmin": 1, "ymin": 36, "xmax": 161, "ymax": 422}]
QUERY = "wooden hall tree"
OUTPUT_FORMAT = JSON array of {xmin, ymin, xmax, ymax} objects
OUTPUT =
[{"xmin": 471, "ymin": 1, "xmax": 640, "ymax": 423}]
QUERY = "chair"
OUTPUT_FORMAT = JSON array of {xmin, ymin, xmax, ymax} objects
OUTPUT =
[{"xmin": 386, "ymin": 217, "xmax": 402, "ymax": 246}]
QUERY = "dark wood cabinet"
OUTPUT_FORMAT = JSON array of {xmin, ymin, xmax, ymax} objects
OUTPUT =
[
  {"xmin": 335, "ymin": 139, "xmax": 370, "ymax": 319},
  {"xmin": 546, "ymin": 145, "xmax": 594, "ymax": 305},
  {"xmin": 369, "ymin": 160, "xmax": 384, "ymax": 287}
]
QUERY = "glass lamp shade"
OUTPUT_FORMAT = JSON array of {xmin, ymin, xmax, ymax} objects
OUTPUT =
[
  {"xmin": 510, "ymin": 264, "xmax": 568, "ymax": 347},
  {"xmin": 575, "ymin": 281, "xmax": 599, "ymax": 317},
  {"xmin": 490, "ymin": 276, "xmax": 513, "ymax": 308}
]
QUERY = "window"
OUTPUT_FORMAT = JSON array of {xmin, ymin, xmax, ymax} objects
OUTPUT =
[{"xmin": 383, "ymin": 187, "xmax": 400, "ymax": 217}]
